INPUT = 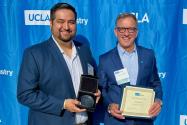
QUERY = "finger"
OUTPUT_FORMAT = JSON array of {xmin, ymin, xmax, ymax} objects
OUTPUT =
[
  {"xmin": 73, "ymin": 106, "xmax": 86, "ymax": 112},
  {"xmin": 149, "ymin": 103, "xmax": 161, "ymax": 116},
  {"xmin": 114, "ymin": 109, "xmax": 123, "ymax": 114},
  {"xmin": 65, "ymin": 99, "xmax": 83, "ymax": 112},
  {"xmin": 94, "ymin": 89, "xmax": 101, "ymax": 96},
  {"xmin": 96, "ymin": 97, "xmax": 99, "ymax": 104},
  {"xmin": 111, "ymin": 110, "xmax": 124, "ymax": 119},
  {"xmin": 149, "ymin": 109, "xmax": 161, "ymax": 117},
  {"xmin": 149, "ymin": 103, "xmax": 157, "ymax": 112},
  {"xmin": 94, "ymin": 90, "xmax": 101, "ymax": 103},
  {"xmin": 110, "ymin": 106, "xmax": 124, "ymax": 119},
  {"xmin": 73, "ymin": 100, "xmax": 81, "ymax": 106},
  {"xmin": 112, "ymin": 113, "xmax": 124, "ymax": 119},
  {"xmin": 96, "ymin": 95, "xmax": 101, "ymax": 103}
]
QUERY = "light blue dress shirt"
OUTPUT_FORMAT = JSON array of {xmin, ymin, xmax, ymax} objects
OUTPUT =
[{"xmin": 117, "ymin": 43, "xmax": 138, "ymax": 85}]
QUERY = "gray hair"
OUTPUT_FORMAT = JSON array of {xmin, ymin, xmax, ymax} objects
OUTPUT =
[{"xmin": 115, "ymin": 13, "xmax": 138, "ymax": 27}]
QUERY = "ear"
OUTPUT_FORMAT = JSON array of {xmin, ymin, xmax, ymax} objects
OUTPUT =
[
  {"xmin": 135, "ymin": 30, "xmax": 138, "ymax": 38},
  {"xmin": 114, "ymin": 28, "xmax": 118, "ymax": 37},
  {"xmin": 49, "ymin": 20, "xmax": 53, "ymax": 29}
]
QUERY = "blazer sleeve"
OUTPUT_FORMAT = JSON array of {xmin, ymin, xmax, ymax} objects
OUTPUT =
[
  {"xmin": 17, "ymin": 48, "xmax": 64, "ymax": 116},
  {"xmin": 151, "ymin": 55, "xmax": 163, "ymax": 100},
  {"xmin": 98, "ymin": 56, "xmax": 112, "ymax": 107}
]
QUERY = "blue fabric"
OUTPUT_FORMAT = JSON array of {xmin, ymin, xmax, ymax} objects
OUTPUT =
[
  {"xmin": 117, "ymin": 44, "xmax": 138, "ymax": 86},
  {"xmin": 17, "ymin": 37, "xmax": 96, "ymax": 125},
  {"xmin": 98, "ymin": 46, "xmax": 162, "ymax": 125},
  {"xmin": 0, "ymin": 0, "xmax": 187, "ymax": 125}
]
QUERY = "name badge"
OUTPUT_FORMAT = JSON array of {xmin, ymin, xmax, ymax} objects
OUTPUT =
[
  {"xmin": 88, "ymin": 63, "xmax": 94, "ymax": 76},
  {"xmin": 114, "ymin": 68, "xmax": 130, "ymax": 85}
]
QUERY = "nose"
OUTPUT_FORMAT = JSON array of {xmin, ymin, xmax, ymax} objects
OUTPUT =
[
  {"xmin": 63, "ymin": 22, "xmax": 70, "ymax": 30},
  {"xmin": 124, "ymin": 29, "xmax": 129, "ymax": 36}
]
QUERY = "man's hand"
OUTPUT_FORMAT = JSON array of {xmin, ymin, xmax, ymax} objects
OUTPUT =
[
  {"xmin": 148, "ymin": 99, "xmax": 162, "ymax": 117},
  {"xmin": 94, "ymin": 89, "xmax": 101, "ymax": 103},
  {"xmin": 108, "ymin": 103, "xmax": 125, "ymax": 119},
  {"xmin": 64, "ymin": 99, "xmax": 86, "ymax": 112}
]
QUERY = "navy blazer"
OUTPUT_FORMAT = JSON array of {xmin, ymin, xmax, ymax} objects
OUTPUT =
[
  {"xmin": 98, "ymin": 46, "xmax": 162, "ymax": 125},
  {"xmin": 17, "ymin": 37, "xmax": 97, "ymax": 125}
]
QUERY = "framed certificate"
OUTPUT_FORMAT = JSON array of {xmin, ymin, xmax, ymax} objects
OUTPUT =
[{"xmin": 120, "ymin": 86, "xmax": 155, "ymax": 118}]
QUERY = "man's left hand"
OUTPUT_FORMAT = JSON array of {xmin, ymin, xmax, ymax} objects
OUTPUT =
[{"xmin": 148, "ymin": 99, "xmax": 162, "ymax": 117}]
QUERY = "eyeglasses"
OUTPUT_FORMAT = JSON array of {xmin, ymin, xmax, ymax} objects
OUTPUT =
[{"xmin": 116, "ymin": 27, "xmax": 137, "ymax": 33}]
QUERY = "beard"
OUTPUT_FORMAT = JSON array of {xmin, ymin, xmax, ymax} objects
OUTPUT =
[
  {"xmin": 50, "ymin": 24, "xmax": 76, "ymax": 43},
  {"xmin": 59, "ymin": 35, "xmax": 72, "ymax": 42},
  {"xmin": 58, "ymin": 30, "xmax": 76, "ymax": 43}
]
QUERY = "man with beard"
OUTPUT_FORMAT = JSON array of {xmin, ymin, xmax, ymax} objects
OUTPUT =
[{"xmin": 17, "ymin": 3, "xmax": 100, "ymax": 125}]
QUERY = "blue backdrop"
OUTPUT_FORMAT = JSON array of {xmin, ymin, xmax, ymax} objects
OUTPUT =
[{"xmin": 0, "ymin": 0, "xmax": 187, "ymax": 125}]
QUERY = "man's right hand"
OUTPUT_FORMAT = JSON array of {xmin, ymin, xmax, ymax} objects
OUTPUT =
[
  {"xmin": 64, "ymin": 99, "xmax": 86, "ymax": 112},
  {"xmin": 108, "ymin": 103, "xmax": 125, "ymax": 119}
]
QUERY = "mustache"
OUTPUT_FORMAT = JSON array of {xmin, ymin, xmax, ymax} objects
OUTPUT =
[{"xmin": 60, "ymin": 29, "xmax": 72, "ymax": 33}]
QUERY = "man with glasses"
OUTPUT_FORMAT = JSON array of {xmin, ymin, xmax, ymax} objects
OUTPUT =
[
  {"xmin": 98, "ymin": 13, "xmax": 163, "ymax": 125},
  {"xmin": 17, "ymin": 3, "xmax": 100, "ymax": 125}
]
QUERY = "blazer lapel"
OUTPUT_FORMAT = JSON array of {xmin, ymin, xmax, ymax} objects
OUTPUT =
[
  {"xmin": 48, "ymin": 37, "xmax": 76, "ymax": 98},
  {"xmin": 112, "ymin": 47, "xmax": 135, "ymax": 88},
  {"xmin": 75, "ymin": 44, "xmax": 88, "ymax": 75},
  {"xmin": 112, "ymin": 47, "xmax": 124, "ymax": 71},
  {"xmin": 112, "ymin": 48, "xmax": 130, "ymax": 88},
  {"xmin": 136, "ymin": 46, "xmax": 143, "ymax": 86}
]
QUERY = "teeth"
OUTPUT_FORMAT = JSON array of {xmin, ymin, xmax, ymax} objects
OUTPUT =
[{"xmin": 122, "ymin": 37, "xmax": 128, "ymax": 40}]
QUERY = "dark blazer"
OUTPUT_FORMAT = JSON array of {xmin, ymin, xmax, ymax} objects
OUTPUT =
[
  {"xmin": 17, "ymin": 37, "xmax": 97, "ymax": 125},
  {"xmin": 98, "ymin": 45, "xmax": 163, "ymax": 125}
]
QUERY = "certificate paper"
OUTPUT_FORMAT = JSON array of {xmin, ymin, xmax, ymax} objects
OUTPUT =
[{"xmin": 120, "ymin": 86, "xmax": 155, "ymax": 118}]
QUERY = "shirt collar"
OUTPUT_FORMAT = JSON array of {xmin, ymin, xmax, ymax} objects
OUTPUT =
[
  {"xmin": 117, "ymin": 43, "xmax": 137, "ymax": 56},
  {"xmin": 52, "ymin": 35, "xmax": 77, "ymax": 57}
]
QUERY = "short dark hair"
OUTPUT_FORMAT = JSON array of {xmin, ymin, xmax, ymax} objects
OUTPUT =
[
  {"xmin": 115, "ymin": 13, "xmax": 138, "ymax": 28},
  {"xmin": 50, "ymin": 2, "xmax": 77, "ymax": 21}
]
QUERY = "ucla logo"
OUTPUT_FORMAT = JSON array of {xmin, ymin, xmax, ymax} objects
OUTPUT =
[
  {"xmin": 24, "ymin": 10, "xmax": 50, "ymax": 25},
  {"xmin": 131, "ymin": 12, "xmax": 149, "ymax": 24},
  {"xmin": 28, "ymin": 13, "xmax": 49, "ymax": 21},
  {"xmin": 183, "ymin": 9, "xmax": 187, "ymax": 24},
  {"xmin": 180, "ymin": 115, "xmax": 187, "ymax": 125}
]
